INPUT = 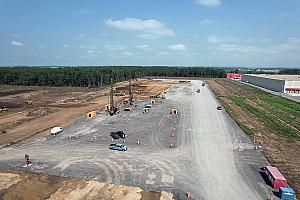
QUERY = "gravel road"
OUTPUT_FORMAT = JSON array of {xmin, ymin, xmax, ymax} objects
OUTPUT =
[{"xmin": 0, "ymin": 80, "xmax": 274, "ymax": 200}]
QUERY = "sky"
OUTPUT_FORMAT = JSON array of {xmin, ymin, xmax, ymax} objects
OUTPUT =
[{"xmin": 0, "ymin": 0, "xmax": 300, "ymax": 67}]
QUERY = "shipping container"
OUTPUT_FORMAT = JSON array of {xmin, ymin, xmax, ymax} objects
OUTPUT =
[
  {"xmin": 279, "ymin": 187, "xmax": 295, "ymax": 200},
  {"xmin": 227, "ymin": 73, "xmax": 243, "ymax": 79},
  {"xmin": 264, "ymin": 166, "xmax": 287, "ymax": 189}
]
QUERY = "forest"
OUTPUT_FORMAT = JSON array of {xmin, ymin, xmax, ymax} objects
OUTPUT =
[
  {"xmin": 0, "ymin": 66, "xmax": 226, "ymax": 87},
  {"xmin": 279, "ymin": 68, "xmax": 300, "ymax": 75}
]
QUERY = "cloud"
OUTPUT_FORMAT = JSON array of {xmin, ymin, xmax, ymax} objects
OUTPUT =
[
  {"xmin": 104, "ymin": 18, "xmax": 175, "ymax": 37},
  {"xmin": 275, "ymin": 37, "xmax": 300, "ymax": 52},
  {"xmin": 207, "ymin": 35, "xmax": 239, "ymax": 43},
  {"xmin": 211, "ymin": 37, "xmax": 300, "ymax": 56},
  {"xmin": 104, "ymin": 44, "xmax": 126, "ymax": 50},
  {"xmin": 196, "ymin": 0, "xmax": 221, "ymax": 7},
  {"xmin": 159, "ymin": 51, "xmax": 170, "ymax": 56},
  {"xmin": 136, "ymin": 44, "xmax": 152, "ymax": 51},
  {"xmin": 11, "ymin": 40, "xmax": 23, "ymax": 47},
  {"xmin": 200, "ymin": 19, "xmax": 214, "ymax": 25},
  {"xmin": 168, "ymin": 44, "xmax": 187, "ymax": 51},
  {"xmin": 123, "ymin": 52, "xmax": 133, "ymax": 56},
  {"xmin": 217, "ymin": 44, "xmax": 258, "ymax": 53}
]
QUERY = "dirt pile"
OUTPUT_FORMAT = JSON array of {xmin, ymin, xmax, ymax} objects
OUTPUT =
[{"xmin": 0, "ymin": 170, "xmax": 175, "ymax": 200}]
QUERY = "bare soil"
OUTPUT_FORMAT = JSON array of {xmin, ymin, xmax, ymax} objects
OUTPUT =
[
  {"xmin": 0, "ymin": 79, "xmax": 170, "ymax": 147},
  {"xmin": 0, "ymin": 169, "xmax": 174, "ymax": 200},
  {"xmin": 206, "ymin": 78, "xmax": 300, "ymax": 195}
]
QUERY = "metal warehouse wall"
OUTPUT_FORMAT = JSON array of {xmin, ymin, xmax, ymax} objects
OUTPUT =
[
  {"xmin": 284, "ymin": 81, "xmax": 300, "ymax": 90},
  {"xmin": 242, "ymin": 75, "xmax": 284, "ymax": 92}
]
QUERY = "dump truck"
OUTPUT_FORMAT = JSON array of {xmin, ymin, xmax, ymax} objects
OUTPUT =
[{"xmin": 263, "ymin": 166, "xmax": 287, "ymax": 189}]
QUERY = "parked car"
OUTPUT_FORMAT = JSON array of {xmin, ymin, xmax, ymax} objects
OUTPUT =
[
  {"xmin": 109, "ymin": 143, "xmax": 128, "ymax": 151},
  {"xmin": 110, "ymin": 131, "xmax": 126, "ymax": 139},
  {"xmin": 217, "ymin": 106, "xmax": 222, "ymax": 110},
  {"xmin": 110, "ymin": 132, "xmax": 120, "ymax": 139},
  {"xmin": 115, "ymin": 131, "xmax": 126, "ymax": 138}
]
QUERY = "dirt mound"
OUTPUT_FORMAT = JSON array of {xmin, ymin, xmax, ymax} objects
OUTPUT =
[
  {"xmin": 0, "ymin": 98, "xmax": 26, "ymax": 108},
  {"xmin": 0, "ymin": 170, "xmax": 175, "ymax": 200},
  {"xmin": 0, "ymin": 173, "xmax": 21, "ymax": 190},
  {"xmin": 24, "ymin": 107, "xmax": 59, "ymax": 117},
  {"xmin": 0, "ymin": 90, "xmax": 32, "ymax": 97}
]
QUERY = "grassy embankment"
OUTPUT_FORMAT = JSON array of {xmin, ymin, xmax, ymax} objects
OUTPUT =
[{"xmin": 228, "ymin": 94, "xmax": 300, "ymax": 141}]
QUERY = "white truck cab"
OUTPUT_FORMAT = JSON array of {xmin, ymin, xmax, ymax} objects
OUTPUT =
[{"xmin": 51, "ymin": 127, "xmax": 63, "ymax": 135}]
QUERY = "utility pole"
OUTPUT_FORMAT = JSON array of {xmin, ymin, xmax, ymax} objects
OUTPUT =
[
  {"xmin": 129, "ymin": 79, "xmax": 133, "ymax": 104},
  {"xmin": 110, "ymin": 78, "xmax": 114, "ymax": 114}
]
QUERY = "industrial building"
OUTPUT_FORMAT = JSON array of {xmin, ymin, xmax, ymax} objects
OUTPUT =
[{"xmin": 242, "ymin": 74, "xmax": 300, "ymax": 95}]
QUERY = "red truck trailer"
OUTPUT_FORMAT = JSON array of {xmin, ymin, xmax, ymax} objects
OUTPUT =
[{"xmin": 264, "ymin": 166, "xmax": 287, "ymax": 189}]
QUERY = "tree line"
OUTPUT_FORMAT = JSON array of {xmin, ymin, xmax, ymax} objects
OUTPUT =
[
  {"xmin": 279, "ymin": 68, "xmax": 300, "ymax": 75},
  {"xmin": 0, "ymin": 66, "xmax": 226, "ymax": 87}
]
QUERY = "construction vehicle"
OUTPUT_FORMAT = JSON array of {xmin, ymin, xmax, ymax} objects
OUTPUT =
[
  {"xmin": 143, "ymin": 108, "xmax": 149, "ymax": 113},
  {"xmin": 124, "ymin": 106, "xmax": 133, "ymax": 111},
  {"xmin": 24, "ymin": 154, "xmax": 32, "ymax": 167},
  {"xmin": 0, "ymin": 107, "xmax": 8, "ymax": 113},
  {"xmin": 196, "ymin": 89, "xmax": 200, "ymax": 93}
]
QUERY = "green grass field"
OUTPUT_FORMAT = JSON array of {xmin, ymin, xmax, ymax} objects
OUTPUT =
[{"xmin": 229, "ymin": 95, "xmax": 300, "ymax": 141}]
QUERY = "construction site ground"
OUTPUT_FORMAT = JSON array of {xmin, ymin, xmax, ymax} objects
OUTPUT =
[
  {"xmin": 0, "ymin": 169, "xmax": 174, "ymax": 200},
  {"xmin": 0, "ymin": 79, "xmax": 169, "ymax": 146},
  {"xmin": 206, "ymin": 78, "xmax": 300, "ymax": 196},
  {"xmin": 0, "ymin": 79, "xmax": 276, "ymax": 200}
]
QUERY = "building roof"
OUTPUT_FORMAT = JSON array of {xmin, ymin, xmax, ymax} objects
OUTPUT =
[{"xmin": 244, "ymin": 74, "xmax": 300, "ymax": 81}]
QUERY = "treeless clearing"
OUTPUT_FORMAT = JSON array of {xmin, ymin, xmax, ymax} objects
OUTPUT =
[{"xmin": 0, "ymin": 79, "xmax": 171, "ymax": 146}]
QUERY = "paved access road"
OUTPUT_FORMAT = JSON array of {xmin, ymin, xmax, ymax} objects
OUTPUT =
[{"xmin": 0, "ymin": 80, "xmax": 272, "ymax": 200}]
